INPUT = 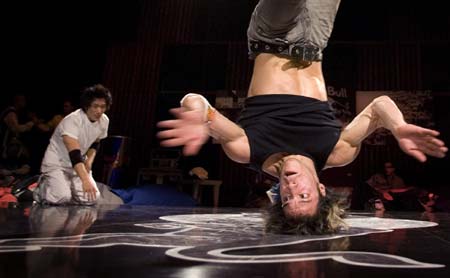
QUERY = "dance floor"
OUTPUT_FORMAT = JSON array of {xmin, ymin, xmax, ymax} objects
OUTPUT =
[{"xmin": 0, "ymin": 203, "xmax": 449, "ymax": 278}]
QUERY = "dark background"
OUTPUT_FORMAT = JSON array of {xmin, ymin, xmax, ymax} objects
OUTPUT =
[{"xmin": 1, "ymin": 0, "xmax": 449, "ymax": 206}]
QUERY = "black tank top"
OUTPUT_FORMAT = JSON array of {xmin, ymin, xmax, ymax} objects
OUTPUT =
[{"xmin": 238, "ymin": 95, "xmax": 341, "ymax": 172}]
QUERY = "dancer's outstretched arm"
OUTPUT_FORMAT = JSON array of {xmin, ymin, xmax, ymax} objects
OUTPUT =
[
  {"xmin": 157, "ymin": 94, "xmax": 250, "ymax": 163},
  {"xmin": 328, "ymin": 95, "xmax": 447, "ymax": 167}
]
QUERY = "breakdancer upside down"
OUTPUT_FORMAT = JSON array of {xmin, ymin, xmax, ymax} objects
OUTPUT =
[{"xmin": 157, "ymin": 0, "xmax": 447, "ymax": 235}]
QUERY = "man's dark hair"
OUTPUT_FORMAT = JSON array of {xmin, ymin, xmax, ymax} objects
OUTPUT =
[
  {"xmin": 80, "ymin": 84, "xmax": 112, "ymax": 112},
  {"xmin": 265, "ymin": 188, "xmax": 348, "ymax": 235}
]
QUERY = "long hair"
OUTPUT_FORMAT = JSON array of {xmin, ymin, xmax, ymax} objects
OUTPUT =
[
  {"xmin": 265, "ymin": 188, "xmax": 348, "ymax": 235},
  {"xmin": 80, "ymin": 84, "xmax": 112, "ymax": 112}
]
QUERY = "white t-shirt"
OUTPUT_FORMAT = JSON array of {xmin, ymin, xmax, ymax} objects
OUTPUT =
[{"xmin": 41, "ymin": 109, "xmax": 109, "ymax": 172}]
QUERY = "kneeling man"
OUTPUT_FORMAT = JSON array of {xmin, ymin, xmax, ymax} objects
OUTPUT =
[{"xmin": 34, "ymin": 84, "xmax": 112, "ymax": 205}]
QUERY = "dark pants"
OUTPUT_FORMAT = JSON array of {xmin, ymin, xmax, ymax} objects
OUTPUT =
[{"xmin": 247, "ymin": 0, "xmax": 340, "ymax": 59}]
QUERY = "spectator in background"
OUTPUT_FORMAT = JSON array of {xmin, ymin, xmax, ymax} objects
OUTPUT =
[
  {"xmin": 0, "ymin": 137, "xmax": 31, "ymax": 180},
  {"xmin": 33, "ymin": 99, "xmax": 76, "ymax": 133},
  {"xmin": 366, "ymin": 161, "xmax": 410, "ymax": 200},
  {"xmin": 0, "ymin": 94, "xmax": 34, "ymax": 162},
  {"xmin": 363, "ymin": 161, "xmax": 422, "ymax": 211}
]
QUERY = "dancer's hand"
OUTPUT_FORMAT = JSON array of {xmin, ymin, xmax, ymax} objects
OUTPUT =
[
  {"xmin": 157, "ymin": 107, "xmax": 209, "ymax": 156},
  {"xmin": 82, "ymin": 180, "xmax": 97, "ymax": 202},
  {"xmin": 394, "ymin": 124, "xmax": 447, "ymax": 162}
]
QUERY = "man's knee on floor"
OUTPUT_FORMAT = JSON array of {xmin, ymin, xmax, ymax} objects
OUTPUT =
[{"xmin": 38, "ymin": 187, "xmax": 72, "ymax": 205}]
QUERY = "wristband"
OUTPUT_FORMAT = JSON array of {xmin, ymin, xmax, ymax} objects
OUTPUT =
[
  {"xmin": 180, "ymin": 93, "xmax": 211, "ymax": 122},
  {"xmin": 206, "ymin": 106, "xmax": 216, "ymax": 123}
]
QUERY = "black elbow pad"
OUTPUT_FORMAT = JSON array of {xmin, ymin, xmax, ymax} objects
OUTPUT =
[{"xmin": 69, "ymin": 149, "xmax": 84, "ymax": 167}]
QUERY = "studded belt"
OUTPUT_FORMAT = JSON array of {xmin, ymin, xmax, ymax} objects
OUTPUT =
[{"xmin": 249, "ymin": 40, "xmax": 322, "ymax": 62}]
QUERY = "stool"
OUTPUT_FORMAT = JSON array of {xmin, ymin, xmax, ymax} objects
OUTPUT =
[{"xmin": 192, "ymin": 179, "xmax": 222, "ymax": 208}]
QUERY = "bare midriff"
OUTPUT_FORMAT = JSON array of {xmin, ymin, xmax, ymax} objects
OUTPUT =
[{"xmin": 247, "ymin": 53, "xmax": 328, "ymax": 101}]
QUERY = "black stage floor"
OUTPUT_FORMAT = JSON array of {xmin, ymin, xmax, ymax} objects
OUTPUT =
[{"xmin": 0, "ymin": 203, "xmax": 449, "ymax": 278}]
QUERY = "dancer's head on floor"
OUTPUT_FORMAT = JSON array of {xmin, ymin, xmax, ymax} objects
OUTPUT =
[{"xmin": 265, "ymin": 155, "xmax": 347, "ymax": 235}]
